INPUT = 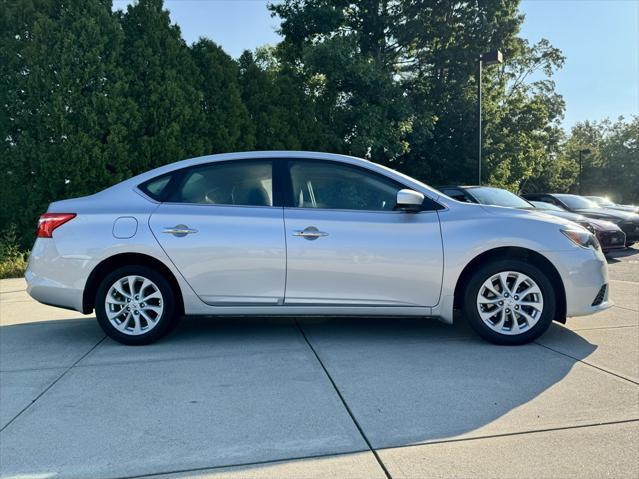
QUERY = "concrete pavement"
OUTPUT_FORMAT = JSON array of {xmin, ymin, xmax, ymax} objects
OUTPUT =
[{"xmin": 1, "ymin": 247, "xmax": 637, "ymax": 478}]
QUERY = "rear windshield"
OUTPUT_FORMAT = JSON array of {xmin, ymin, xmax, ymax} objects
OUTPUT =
[{"xmin": 139, "ymin": 174, "xmax": 172, "ymax": 201}]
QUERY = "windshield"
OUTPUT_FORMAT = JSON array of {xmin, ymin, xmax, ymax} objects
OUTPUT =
[
  {"xmin": 531, "ymin": 201, "xmax": 563, "ymax": 211},
  {"xmin": 469, "ymin": 187, "xmax": 533, "ymax": 209},
  {"xmin": 555, "ymin": 194, "xmax": 599, "ymax": 209}
]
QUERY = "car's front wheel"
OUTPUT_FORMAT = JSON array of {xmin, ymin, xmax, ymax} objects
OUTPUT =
[
  {"xmin": 463, "ymin": 260, "xmax": 556, "ymax": 345},
  {"xmin": 95, "ymin": 265, "xmax": 177, "ymax": 345}
]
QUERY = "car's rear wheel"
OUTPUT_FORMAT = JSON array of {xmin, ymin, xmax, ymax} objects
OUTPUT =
[
  {"xmin": 95, "ymin": 265, "xmax": 177, "ymax": 345},
  {"xmin": 463, "ymin": 260, "xmax": 556, "ymax": 345}
]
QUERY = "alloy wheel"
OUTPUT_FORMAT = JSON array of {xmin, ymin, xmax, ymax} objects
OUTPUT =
[
  {"xmin": 476, "ymin": 270, "xmax": 544, "ymax": 335},
  {"xmin": 105, "ymin": 275, "xmax": 164, "ymax": 336}
]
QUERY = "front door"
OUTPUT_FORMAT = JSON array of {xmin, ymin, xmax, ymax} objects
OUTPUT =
[
  {"xmin": 149, "ymin": 159, "xmax": 286, "ymax": 305},
  {"xmin": 282, "ymin": 159, "xmax": 443, "ymax": 307}
]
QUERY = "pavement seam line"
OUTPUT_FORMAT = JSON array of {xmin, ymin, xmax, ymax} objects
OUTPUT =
[
  {"xmin": 609, "ymin": 279, "xmax": 639, "ymax": 284},
  {"xmin": 534, "ymin": 341, "xmax": 639, "ymax": 386},
  {"xmin": 0, "ymin": 334, "xmax": 107, "ymax": 433},
  {"xmin": 609, "ymin": 304, "xmax": 639, "ymax": 313},
  {"xmin": 294, "ymin": 319, "xmax": 393, "ymax": 479},
  {"xmin": 105, "ymin": 418, "xmax": 639, "ymax": 479},
  {"xmin": 569, "ymin": 324, "xmax": 638, "ymax": 332},
  {"xmin": 110, "ymin": 448, "xmax": 373, "ymax": 479},
  {"xmin": 373, "ymin": 418, "xmax": 639, "ymax": 451}
]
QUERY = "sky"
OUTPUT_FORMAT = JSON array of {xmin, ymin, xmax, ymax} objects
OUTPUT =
[{"xmin": 113, "ymin": 0, "xmax": 639, "ymax": 130}]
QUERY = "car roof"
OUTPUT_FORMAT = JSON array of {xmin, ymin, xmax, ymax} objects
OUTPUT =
[
  {"xmin": 108, "ymin": 150, "xmax": 446, "ymax": 201},
  {"xmin": 437, "ymin": 185, "xmax": 481, "ymax": 190}
]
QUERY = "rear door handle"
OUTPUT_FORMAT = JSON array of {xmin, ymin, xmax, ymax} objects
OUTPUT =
[
  {"xmin": 163, "ymin": 224, "xmax": 198, "ymax": 237},
  {"xmin": 293, "ymin": 226, "xmax": 328, "ymax": 240}
]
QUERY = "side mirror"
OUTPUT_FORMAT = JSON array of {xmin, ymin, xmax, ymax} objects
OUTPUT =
[{"xmin": 396, "ymin": 189, "xmax": 425, "ymax": 212}]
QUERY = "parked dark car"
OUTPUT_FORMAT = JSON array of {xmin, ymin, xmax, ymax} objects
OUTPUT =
[
  {"xmin": 438, "ymin": 186, "xmax": 627, "ymax": 252},
  {"xmin": 585, "ymin": 195, "xmax": 639, "ymax": 213},
  {"xmin": 529, "ymin": 201, "xmax": 626, "ymax": 252},
  {"xmin": 522, "ymin": 193, "xmax": 639, "ymax": 245}
]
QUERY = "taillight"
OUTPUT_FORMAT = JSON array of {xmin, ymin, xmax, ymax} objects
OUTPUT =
[{"xmin": 37, "ymin": 213, "xmax": 76, "ymax": 238}]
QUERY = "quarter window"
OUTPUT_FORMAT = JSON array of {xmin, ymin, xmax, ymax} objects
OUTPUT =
[
  {"xmin": 288, "ymin": 161, "xmax": 401, "ymax": 211},
  {"xmin": 139, "ymin": 174, "xmax": 172, "ymax": 201},
  {"xmin": 168, "ymin": 161, "xmax": 273, "ymax": 206}
]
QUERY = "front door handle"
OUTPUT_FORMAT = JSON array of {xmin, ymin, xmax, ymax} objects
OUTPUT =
[
  {"xmin": 293, "ymin": 226, "xmax": 329, "ymax": 240},
  {"xmin": 163, "ymin": 224, "xmax": 198, "ymax": 237}
]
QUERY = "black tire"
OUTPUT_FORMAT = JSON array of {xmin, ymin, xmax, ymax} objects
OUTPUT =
[
  {"xmin": 95, "ymin": 265, "xmax": 177, "ymax": 345},
  {"xmin": 462, "ymin": 259, "xmax": 556, "ymax": 345}
]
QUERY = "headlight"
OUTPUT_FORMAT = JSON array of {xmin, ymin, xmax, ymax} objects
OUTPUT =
[
  {"xmin": 561, "ymin": 228, "xmax": 601, "ymax": 251},
  {"xmin": 577, "ymin": 221, "xmax": 596, "ymax": 233}
]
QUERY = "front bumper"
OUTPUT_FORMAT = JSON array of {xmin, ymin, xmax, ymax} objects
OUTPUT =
[
  {"xmin": 597, "ymin": 230, "xmax": 626, "ymax": 251},
  {"xmin": 618, "ymin": 222, "xmax": 639, "ymax": 241},
  {"xmin": 543, "ymin": 247, "xmax": 612, "ymax": 317}
]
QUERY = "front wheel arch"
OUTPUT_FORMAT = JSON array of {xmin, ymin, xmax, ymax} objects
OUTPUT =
[
  {"xmin": 82, "ymin": 253, "xmax": 184, "ymax": 317},
  {"xmin": 453, "ymin": 247, "xmax": 567, "ymax": 323}
]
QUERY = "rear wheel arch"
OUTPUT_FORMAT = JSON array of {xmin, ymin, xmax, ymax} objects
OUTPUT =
[
  {"xmin": 82, "ymin": 253, "xmax": 184, "ymax": 316},
  {"xmin": 453, "ymin": 246, "xmax": 567, "ymax": 323}
]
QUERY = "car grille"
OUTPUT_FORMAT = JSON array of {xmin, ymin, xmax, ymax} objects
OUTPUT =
[
  {"xmin": 599, "ymin": 230, "xmax": 626, "ymax": 248},
  {"xmin": 591, "ymin": 284, "xmax": 607, "ymax": 306}
]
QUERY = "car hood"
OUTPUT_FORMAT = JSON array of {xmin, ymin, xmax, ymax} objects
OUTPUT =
[
  {"xmin": 478, "ymin": 204, "xmax": 584, "ymax": 229},
  {"xmin": 574, "ymin": 208, "xmax": 639, "ymax": 221},
  {"xmin": 535, "ymin": 209, "xmax": 585, "ymax": 222},
  {"xmin": 606, "ymin": 205, "xmax": 639, "ymax": 213},
  {"xmin": 586, "ymin": 218, "xmax": 623, "ymax": 232}
]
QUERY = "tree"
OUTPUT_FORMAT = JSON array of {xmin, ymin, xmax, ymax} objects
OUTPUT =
[
  {"xmin": 238, "ymin": 48, "xmax": 329, "ymax": 151},
  {"xmin": 270, "ymin": 0, "xmax": 566, "ymax": 188},
  {"xmin": 191, "ymin": 39, "xmax": 255, "ymax": 153},
  {"xmin": 0, "ymin": 0, "xmax": 135, "ymax": 248},
  {"xmin": 270, "ymin": 0, "xmax": 413, "ymax": 163},
  {"xmin": 118, "ymin": 0, "xmax": 205, "ymax": 172},
  {"xmin": 524, "ymin": 116, "xmax": 639, "ymax": 203},
  {"xmin": 601, "ymin": 117, "xmax": 638, "ymax": 203},
  {"xmin": 558, "ymin": 117, "xmax": 639, "ymax": 203}
]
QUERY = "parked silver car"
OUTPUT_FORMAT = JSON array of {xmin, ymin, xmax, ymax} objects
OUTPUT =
[{"xmin": 26, "ymin": 151, "xmax": 611, "ymax": 345}]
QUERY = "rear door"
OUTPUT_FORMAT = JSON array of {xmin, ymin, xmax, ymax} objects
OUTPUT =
[
  {"xmin": 282, "ymin": 159, "xmax": 443, "ymax": 307},
  {"xmin": 148, "ymin": 159, "xmax": 286, "ymax": 306}
]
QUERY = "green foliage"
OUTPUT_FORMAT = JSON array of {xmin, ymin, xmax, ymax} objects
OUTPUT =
[
  {"xmin": 1, "ymin": 0, "xmax": 636, "ymax": 251},
  {"xmin": 271, "ymin": 0, "xmax": 414, "ymax": 162},
  {"xmin": 1, "ymin": 0, "xmax": 135, "ymax": 248},
  {"xmin": 191, "ymin": 39, "xmax": 255, "ymax": 152},
  {"xmin": 566, "ymin": 117, "xmax": 638, "ymax": 203},
  {"xmin": 0, "ymin": 225, "xmax": 28, "ymax": 279},
  {"xmin": 524, "ymin": 116, "xmax": 639, "ymax": 202}
]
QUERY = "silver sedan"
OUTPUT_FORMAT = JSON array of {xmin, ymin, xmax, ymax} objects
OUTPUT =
[{"xmin": 26, "ymin": 151, "xmax": 611, "ymax": 345}]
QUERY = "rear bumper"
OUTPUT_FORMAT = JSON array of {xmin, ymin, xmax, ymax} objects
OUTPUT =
[
  {"xmin": 543, "ymin": 247, "xmax": 612, "ymax": 317},
  {"xmin": 25, "ymin": 238, "xmax": 94, "ymax": 313}
]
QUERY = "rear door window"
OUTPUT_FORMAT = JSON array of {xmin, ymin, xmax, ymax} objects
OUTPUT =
[{"xmin": 167, "ymin": 160, "xmax": 273, "ymax": 207}]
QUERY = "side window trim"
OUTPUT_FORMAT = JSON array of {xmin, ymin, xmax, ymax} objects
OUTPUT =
[
  {"xmin": 139, "ymin": 157, "xmax": 444, "ymax": 211},
  {"xmin": 273, "ymin": 159, "xmax": 293, "ymax": 208}
]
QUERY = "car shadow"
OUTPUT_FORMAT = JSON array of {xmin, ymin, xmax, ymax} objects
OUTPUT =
[
  {"xmin": 292, "ymin": 315, "xmax": 602, "ymax": 447},
  {"xmin": 1, "ymin": 313, "xmax": 599, "ymax": 453},
  {"xmin": 606, "ymin": 244, "xmax": 639, "ymax": 263}
]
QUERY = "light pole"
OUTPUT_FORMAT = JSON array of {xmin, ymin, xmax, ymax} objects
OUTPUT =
[
  {"xmin": 477, "ymin": 50, "xmax": 503, "ymax": 185},
  {"xmin": 578, "ymin": 148, "xmax": 591, "ymax": 195}
]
